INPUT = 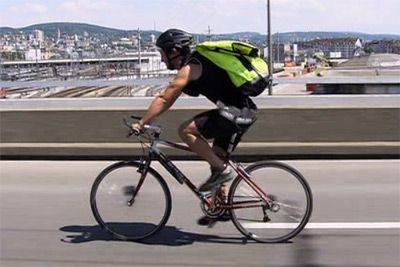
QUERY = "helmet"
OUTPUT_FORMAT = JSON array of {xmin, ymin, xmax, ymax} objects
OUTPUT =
[{"xmin": 156, "ymin": 29, "xmax": 193, "ymax": 50}]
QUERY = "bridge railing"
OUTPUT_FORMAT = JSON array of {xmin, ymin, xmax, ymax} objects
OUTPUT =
[
  {"xmin": 1, "ymin": 75, "xmax": 399, "ymax": 88},
  {"xmin": 0, "ymin": 76, "xmax": 399, "ymax": 160}
]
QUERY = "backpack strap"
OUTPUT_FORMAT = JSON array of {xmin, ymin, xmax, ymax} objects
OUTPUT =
[{"xmin": 236, "ymin": 54, "xmax": 270, "ymax": 85}]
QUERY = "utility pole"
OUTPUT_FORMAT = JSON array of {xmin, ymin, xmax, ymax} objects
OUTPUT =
[
  {"xmin": 267, "ymin": 0, "xmax": 273, "ymax": 95},
  {"xmin": 207, "ymin": 26, "xmax": 212, "ymax": 41},
  {"xmin": 138, "ymin": 28, "xmax": 141, "ymax": 79},
  {"xmin": 35, "ymin": 42, "xmax": 39, "ymax": 79},
  {"xmin": 277, "ymin": 32, "xmax": 280, "ymax": 64}
]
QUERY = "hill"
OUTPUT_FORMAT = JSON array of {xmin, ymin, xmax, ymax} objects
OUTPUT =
[
  {"xmin": 0, "ymin": 22, "xmax": 128, "ymax": 37},
  {"xmin": 269, "ymin": 31, "xmax": 400, "ymax": 43},
  {"xmin": 1, "ymin": 22, "xmax": 399, "ymax": 43},
  {"xmin": 23, "ymin": 22, "xmax": 127, "ymax": 36},
  {"xmin": 0, "ymin": 22, "xmax": 161, "ymax": 42}
]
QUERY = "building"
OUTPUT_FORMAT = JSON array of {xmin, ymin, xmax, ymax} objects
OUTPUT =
[
  {"xmin": 32, "ymin": 29, "xmax": 45, "ymax": 45},
  {"xmin": 112, "ymin": 38, "xmax": 133, "ymax": 46},
  {"xmin": 264, "ymin": 43, "xmax": 298, "ymax": 63},
  {"xmin": 150, "ymin": 34, "xmax": 156, "ymax": 44},
  {"xmin": 297, "ymin": 38, "xmax": 363, "ymax": 60},
  {"xmin": 364, "ymin": 39, "xmax": 400, "ymax": 54},
  {"xmin": 57, "ymin": 28, "xmax": 61, "ymax": 43},
  {"xmin": 25, "ymin": 48, "xmax": 41, "ymax": 61}
]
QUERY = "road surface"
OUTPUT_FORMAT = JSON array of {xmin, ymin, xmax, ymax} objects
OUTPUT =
[{"xmin": 1, "ymin": 160, "xmax": 399, "ymax": 266}]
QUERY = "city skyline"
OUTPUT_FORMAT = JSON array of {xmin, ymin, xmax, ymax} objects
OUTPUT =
[{"xmin": 0, "ymin": 0, "xmax": 399, "ymax": 35}]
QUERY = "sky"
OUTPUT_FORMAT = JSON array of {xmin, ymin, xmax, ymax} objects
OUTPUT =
[{"xmin": 0, "ymin": 0, "xmax": 399, "ymax": 35}]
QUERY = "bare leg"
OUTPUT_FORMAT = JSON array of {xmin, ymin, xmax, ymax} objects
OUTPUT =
[
  {"xmin": 178, "ymin": 120, "xmax": 225, "ymax": 170},
  {"xmin": 212, "ymin": 145, "xmax": 229, "ymax": 195},
  {"xmin": 212, "ymin": 146, "xmax": 228, "ymax": 159}
]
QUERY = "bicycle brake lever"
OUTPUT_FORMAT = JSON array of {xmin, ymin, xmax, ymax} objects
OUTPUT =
[
  {"xmin": 132, "ymin": 127, "xmax": 143, "ymax": 136},
  {"xmin": 127, "ymin": 128, "xmax": 142, "ymax": 138},
  {"xmin": 123, "ymin": 116, "xmax": 142, "ymax": 137},
  {"xmin": 126, "ymin": 130, "xmax": 134, "ymax": 138}
]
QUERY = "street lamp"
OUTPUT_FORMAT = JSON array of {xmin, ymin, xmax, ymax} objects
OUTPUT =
[
  {"xmin": 0, "ymin": 56, "xmax": 3, "ymax": 79},
  {"xmin": 35, "ymin": 42, "xmax": 39, "ymax": 79},
  {"xmin": 267, "ymin": 0, "xmax": 273, "ymax": 95},
  {"xmin": 138, "ymin": 28, "xmax": 141, "ymax": 79}
]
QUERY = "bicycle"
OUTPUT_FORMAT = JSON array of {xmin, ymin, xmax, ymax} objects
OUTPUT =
[{"xmin": 90, "ymin": 116, "xmax": 313, "ymax": 243}]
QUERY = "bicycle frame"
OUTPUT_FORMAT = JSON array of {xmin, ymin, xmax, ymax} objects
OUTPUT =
[
  {"xmin": 92, "ymin": 117, "xmax": 312, "ymax": 243},
  {"xmin": 135, "ymin": 136, "xmax": 273, "ymax": 210}
]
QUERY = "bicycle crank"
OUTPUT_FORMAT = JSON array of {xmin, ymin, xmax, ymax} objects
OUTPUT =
[{"xmin": 200, "ymin": 192, "xmax": 226, "ymax": 218}]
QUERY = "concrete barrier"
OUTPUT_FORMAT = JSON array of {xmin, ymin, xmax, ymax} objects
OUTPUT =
[{"xmin": 1, "ymin": 96, "xmax": 399, "ymax": 160}]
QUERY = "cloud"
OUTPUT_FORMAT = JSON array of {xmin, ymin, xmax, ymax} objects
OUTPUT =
[
  {"xmin": 150, "ymin": 0, "xmax": 268, "ymax": 33},
  {"xmin": 270, "ymin": 0, "xmax": 400, "ymax": 34},
  {"xmin": 9, "ymin": 2, "xmax": 48, "ymax": 13},
  {"xmin": 59, "ymin": 0, "xmax": 113, "ymax": 11},
  {"xmin": 0, "ymin": 0, "xmax": 399, "ymax": 34},
  {"xmin": 2, "ymin": 3, "xmax": 49, "ymax": 27},
  {"xmin": 57, "ymin": 0, "xmax": 128, "ymax": 24}
]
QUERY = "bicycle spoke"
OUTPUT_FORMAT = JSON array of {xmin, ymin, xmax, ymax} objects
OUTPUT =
[
  {"xmin": 234, "ymin": 217, "xmax": 266, "ymax": 223},
  {"xmin": 229, "ymin": 161, "xmax": 312, "ymax": 243},
  {"xmin": 91, "ymin": 162, "xmax": 171, "ymax": 241}
]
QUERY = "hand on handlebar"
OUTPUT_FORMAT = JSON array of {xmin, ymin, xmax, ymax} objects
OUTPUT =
[
  {"xmin": 129, "ymin": 123, "xmax": 142, "ymax": 136},
  {"xmin": 123, "ymin": 116, "xmax": 144, "ymax": 137},
  {"xmin": 124, "ymin": 116, "xmax": 162, "ymax": 138},
  {"xmin": 132, "ymin": 122, "xmax": 144, "ymax": 132}
]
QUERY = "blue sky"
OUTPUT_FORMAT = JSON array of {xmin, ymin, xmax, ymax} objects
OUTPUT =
[{"xmin": 0, "ymin": 0, "xmax": 399, "ymax": 34}]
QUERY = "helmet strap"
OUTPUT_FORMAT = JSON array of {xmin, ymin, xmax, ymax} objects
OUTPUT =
[
  {"xmin": 167, "ymin": 53, "xmax": 181, "ymax": 62},
  {"xmin": 165, "ymin": 49, "xmax": 189, "ymax": 69}
]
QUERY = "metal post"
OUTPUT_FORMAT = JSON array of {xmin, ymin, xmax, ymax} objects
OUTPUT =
[
  {"xmin": 35, "ymin": 44, "xmax": 39, "ymax": 79},
  {"xmin": 267, "ymin": 0, "xmax": 273, "ymax": 95},
  {"xmin": 0, "ymin": 57, "xmax": 3, "ymax": 79},
  {"xmin": 277, "ymin": 32, "xmax": 280, "ymax": 63},
  {"xmin": 138, "ymin": 28, "xmax": 141, "ymax": 79}
]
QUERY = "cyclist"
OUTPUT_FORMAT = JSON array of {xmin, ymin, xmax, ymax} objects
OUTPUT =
[{"xmin": 132, "ymin": 28, "xmax": 257, "ymax": 198}]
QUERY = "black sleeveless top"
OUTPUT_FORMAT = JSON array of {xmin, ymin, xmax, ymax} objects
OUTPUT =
[{"xmin": 183, "ymin": 52, "xmax": 257, "ymax": 112}]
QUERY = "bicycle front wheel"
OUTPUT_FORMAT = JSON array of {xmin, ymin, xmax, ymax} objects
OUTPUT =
[
  {"xmin": 228, "ymin": 161, "xmax": 313, "ymax": 243},
  {"xmin": 90, "ymin": 161, "xmax": 172, "ymax": 241}
]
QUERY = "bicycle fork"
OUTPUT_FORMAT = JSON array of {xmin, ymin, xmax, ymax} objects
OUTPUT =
[{"xmin": 126, "ymin": 156, "xmax": 152, "ymax": 206}]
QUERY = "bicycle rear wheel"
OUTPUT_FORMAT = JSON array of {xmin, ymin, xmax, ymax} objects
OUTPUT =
[
  {"xmin": 228, "ymin": 161, "xmax": 312, "ymax": 243},
  {"xmin": 90, "ymin": 161, "xmax": 172, "ymax": 241}
]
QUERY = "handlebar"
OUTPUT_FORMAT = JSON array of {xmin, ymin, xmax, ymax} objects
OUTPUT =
[{"xmin": 123, "ymin": 116, "xmax": 162, "ymax": 138}]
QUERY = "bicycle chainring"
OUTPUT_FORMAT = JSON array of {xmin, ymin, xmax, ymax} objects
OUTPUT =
[{"xmin": 200, "ymin": 193, "xmax": 227, "ymax": 218}]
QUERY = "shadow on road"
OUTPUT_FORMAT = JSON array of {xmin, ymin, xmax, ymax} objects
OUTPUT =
[{"xmin": 59, "ymin": 224, "xmax": 249, "ymax": 246}]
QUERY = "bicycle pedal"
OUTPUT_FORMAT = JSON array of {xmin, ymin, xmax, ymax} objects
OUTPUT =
[
  {"xmin": 207, "ymin": 219, "xmax": 217, "ymax": 228},
  {"xmin": 263, "ymin": 216, "xmax": 271, "ymax": 222},
  {"xmin": 197, "ymin": 216, "xmax": 211, "ymax": 226}
]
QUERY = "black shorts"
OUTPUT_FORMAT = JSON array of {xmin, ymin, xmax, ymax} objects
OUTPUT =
[{"xmin": 193, "ymin": 109, "xmax": 254, "ymax": 151}]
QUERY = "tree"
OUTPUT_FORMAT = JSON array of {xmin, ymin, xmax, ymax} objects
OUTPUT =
[
  {"xmin": 1, "ymin": 51, "xmax": 13, "ymax": 61},
  {"xmin": 364, "ymin": 46, "xmax": 374, "ymax": 54}
]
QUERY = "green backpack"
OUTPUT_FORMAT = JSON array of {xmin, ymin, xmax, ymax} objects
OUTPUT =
[{"xmin": 196, "ymin": 40, "xmax": 270, "ymax": 96}]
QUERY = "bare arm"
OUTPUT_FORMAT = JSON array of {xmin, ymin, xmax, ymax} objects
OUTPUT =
[{"xmin": 136, "ymin": 63, "xmax": 200, "ymax": 127}]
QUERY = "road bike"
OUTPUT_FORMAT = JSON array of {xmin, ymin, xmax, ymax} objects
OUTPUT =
[{"xmin": 90, "ymin": 116, "xmax": 313, "ymax": 243}]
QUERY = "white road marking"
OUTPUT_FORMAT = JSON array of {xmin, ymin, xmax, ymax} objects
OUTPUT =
[{"xmin": 242, "ymin": 222, "xmax": 400, "ymax": 229}]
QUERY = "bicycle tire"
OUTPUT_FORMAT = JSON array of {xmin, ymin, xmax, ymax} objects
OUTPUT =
[
  {"xmin": 228, "ymin": 161, "xmax": 313, "ymax": 243},
  {"xmin": 90, "ymin": 161, "xmax": 172, "ymax": 241}
]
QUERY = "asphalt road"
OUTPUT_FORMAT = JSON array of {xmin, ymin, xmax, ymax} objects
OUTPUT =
[{"xmin": 1, "ymin": 160, "xmax": 399, "ymax": 267}]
